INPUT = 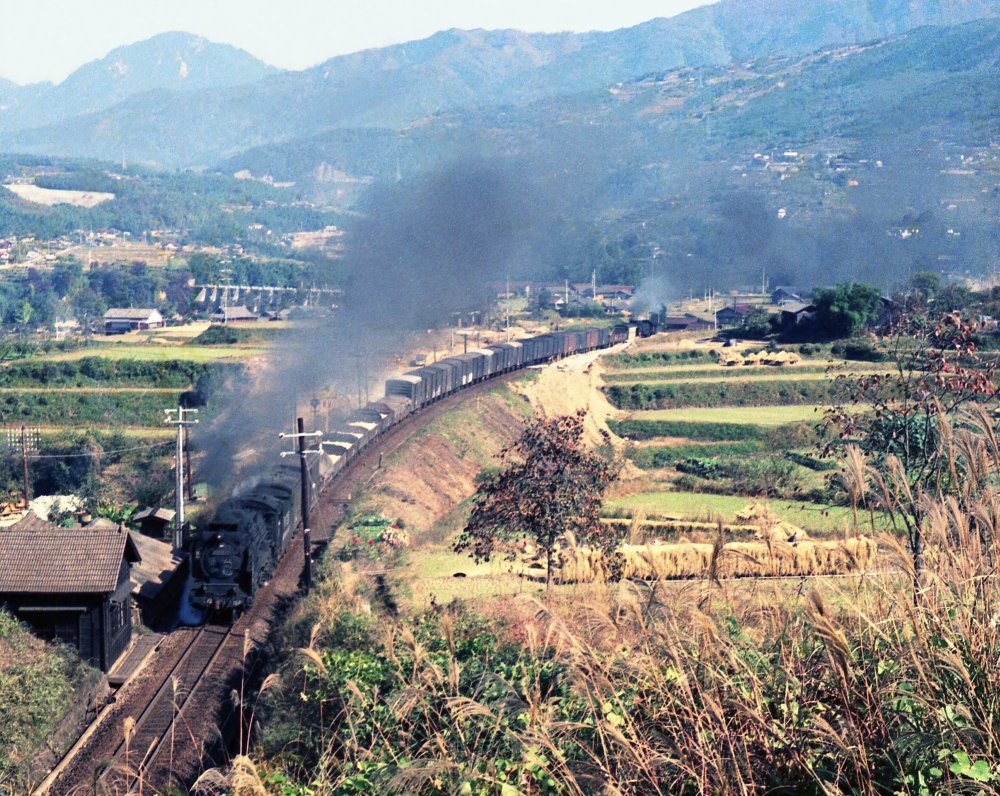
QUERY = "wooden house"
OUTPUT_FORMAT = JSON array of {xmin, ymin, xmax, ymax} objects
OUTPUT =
[{"xmin": 0, "ymin": 528, "xmax": 140, "ymax": 671}]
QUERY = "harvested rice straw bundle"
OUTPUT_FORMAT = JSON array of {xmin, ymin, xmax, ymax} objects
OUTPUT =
[
  {"xmin": 618, "ymin": 540, "xmax": 713, "ymax": 580},
  {"xmin": 558, "ymin": 537, "xmax": 878, "ymax": 582},
  {"xmin": 600, "ymin": 518, "xmax": 761, "ymax": 536}
]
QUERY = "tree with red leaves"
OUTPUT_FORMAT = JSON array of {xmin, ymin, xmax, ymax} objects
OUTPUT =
[{"xmin": 454, "ymin": 409, "xmax": 620, "ymax": 590}]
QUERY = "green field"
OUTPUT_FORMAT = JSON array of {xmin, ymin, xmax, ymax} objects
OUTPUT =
[
  {"xmin": 629, "ymin": 405, "xmax": 831, "ymax": 426},
  {"xmin": 605, "ymin": 492, "xmax": 880, "ymax": 535},
  {"xmin": 32, "ymin": 344, "xmax": 264, "ymax": 363}
]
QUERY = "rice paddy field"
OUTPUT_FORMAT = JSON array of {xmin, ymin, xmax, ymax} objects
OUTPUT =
[
  {"xmin": 605, "ymin": 492, "xmax": 868, "ymax": 535},
  {"xmin": 594, "ymin": 335, "xmax": 880, "ymax": 541}
]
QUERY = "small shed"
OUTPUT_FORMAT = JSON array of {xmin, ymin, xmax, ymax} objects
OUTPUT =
[
  {"xmin": 103, "ymin": 308, "xmax": 165, "ymax": 334},
  {"xmin": 0, "ymin": 528, "xmax": 140, "ymax": 671},
  {"xmin": 134, "ymin": 507, "xmax": 175, "ymax": 539},
  {"xmin": 129, "ymin": 533, "xmax": 189, "ymax": 629}
]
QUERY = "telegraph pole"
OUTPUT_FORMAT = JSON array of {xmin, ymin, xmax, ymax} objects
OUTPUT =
[
  {"xmin": 164, "ymin": 406, "xmax": 198, "ymax": 549},
  {"xmin": 20, "ymin": 425, "xmax": 29, "ymax": 510},
  {"xmin": 280, "ymin": 419, "xmax": 323, "ymax": 592}
]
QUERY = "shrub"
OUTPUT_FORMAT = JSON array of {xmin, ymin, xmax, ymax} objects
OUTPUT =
[{"xmin": 831, "ymin": 340, "xmax": 885, "ymax": 362}]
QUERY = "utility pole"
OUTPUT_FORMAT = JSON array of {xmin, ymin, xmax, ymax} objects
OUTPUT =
[
  {"xmin": 280, "ymin": 420, "xmax": 322, "ymax": 592},
  {"xmin": 164, "ymin": 406, "xmax": 198, "ymax": 549},
  {"xmin": 20, "ymin": 426, "xmax": 29, "ymax": 510},
  {"xmin": 506, "ymin": 276, "xmax": 510, "ymax": 343}
]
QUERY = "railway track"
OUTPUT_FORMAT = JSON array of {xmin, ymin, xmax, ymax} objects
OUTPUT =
[{"xmin": 99, "ymin": 626, "xmax": 232, "ymax": 794}]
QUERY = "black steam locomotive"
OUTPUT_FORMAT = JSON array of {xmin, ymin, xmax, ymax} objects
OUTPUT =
[{"xmin": 189, "ymin": 324, "xmax": 631, "ymax": 614}]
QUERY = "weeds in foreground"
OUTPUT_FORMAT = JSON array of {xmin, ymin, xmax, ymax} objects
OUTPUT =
[{"xmin": 200, "ymin": 403, "xmax": 1000, "ymax": 795}]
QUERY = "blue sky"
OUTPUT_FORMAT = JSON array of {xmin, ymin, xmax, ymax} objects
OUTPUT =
[{"xmin": 0, "ymin": 0, "xmax": 711, "ymax": 85}]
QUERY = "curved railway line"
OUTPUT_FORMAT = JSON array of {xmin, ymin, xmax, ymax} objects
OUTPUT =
[{"xmin": 38, "ymin": 370, "xmax": 527, "ymax": 796}]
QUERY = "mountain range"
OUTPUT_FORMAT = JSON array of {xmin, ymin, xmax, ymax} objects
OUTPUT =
[
  {"xmin": 3, "ymin": 0, "xmax": 1000, "ymax": 293},
  {"xmin": 3, "ymin": 0, "xmax": 1000, "ymax": 167}
]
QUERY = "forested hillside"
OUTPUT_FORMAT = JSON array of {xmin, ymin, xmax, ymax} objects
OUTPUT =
[{"xmin": 5, "ymin": 0, "xmax": 1000, "ymax": 167}]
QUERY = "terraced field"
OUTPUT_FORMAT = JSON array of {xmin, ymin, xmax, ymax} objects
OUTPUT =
[
  {"xmin": 604, "ymin": 337, "xmax": 868, "ymax": 538},
  {"xmin": 628, "ymin": 405, "xmax": 830, "ymax": 425}
]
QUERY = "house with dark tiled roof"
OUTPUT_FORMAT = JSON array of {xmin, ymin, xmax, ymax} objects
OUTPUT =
[
  {"xmin": 0, "ymin": 527, "xmax": 140, "ymax": 671},
  {"xmin": 715, "ymin": 304, "xmax": 755, "ymax": 327}
]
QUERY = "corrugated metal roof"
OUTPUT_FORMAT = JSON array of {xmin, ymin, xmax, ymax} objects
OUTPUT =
[
  {"xmin": 103, "ymin": 308, "xmax": 161, "ymax": 321},
  {"xmin": 0, "ymin": 529, "xmax": 140, "ymax": 594}
]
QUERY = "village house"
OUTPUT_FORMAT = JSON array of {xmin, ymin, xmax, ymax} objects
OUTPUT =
[
  {"xmin": 715, "ymin": 304, "xmax": 755, "ymax": 327},
  {"xmin": 103, "ymin": 308, "xmax": 165, "ymax": 334},
  {"xmin": 0, "ymin": 526, "xmax": 140, "ymax": 671},
  {"xmin": 659, "ymin": 315, "xmax": 715, "ymax": 332},
  {"xmin": 778, "ymin": 301, "xmax": 816, "ymax": 331},
  {"xmin": 595, "ymin": 285, "xmax": 635, "ymax": 301}
]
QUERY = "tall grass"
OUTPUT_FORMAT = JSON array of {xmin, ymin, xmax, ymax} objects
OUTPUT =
[{"xmin": 237, "ymin": 406, "xmax": 1000, "ymax": 795}]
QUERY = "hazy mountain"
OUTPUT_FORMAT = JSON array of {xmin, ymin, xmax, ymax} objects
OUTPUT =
[
  {"xmin": 0, "ymin": 31, "xmax": 279, "ymax": 132},
  {"xmin": 217, "ymin": 18, "xmax": 1000, "ymax": 292},
  {"xmin": 6, "ymin": 0, "xmax": 1000, "ymax": 167}
]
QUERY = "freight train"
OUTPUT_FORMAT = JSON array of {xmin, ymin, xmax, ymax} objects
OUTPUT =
[{"xmin": 189, "ymin": 324, "xmax": 630, "ymax": 614}]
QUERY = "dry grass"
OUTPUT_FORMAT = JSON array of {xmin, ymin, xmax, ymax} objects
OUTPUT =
[{"xmin": 550, "ymin": 536, "xmax": 878, "ymax": 583}]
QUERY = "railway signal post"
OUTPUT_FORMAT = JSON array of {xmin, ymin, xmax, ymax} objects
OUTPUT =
[
  {"xmin": 165, "ymin": 406, "xmax": 198, "ymax": 549},
  {"xmin": 280, "ymin": 419, "xmax": 323, "ymax": 592}
]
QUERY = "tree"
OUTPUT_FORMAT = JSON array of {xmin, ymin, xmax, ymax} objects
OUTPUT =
[
  {"xmin": 812, "ymin": 282, "xmax": 882, "ymax": 338},
  {"xmin": 910, "ymin": 271, "xmax": 941, "ymax": 302},
  {"xmin": 14, "ymin": 300, "xmax": 32, "ymax": 328},
  {"xmin": 454, "ymin": 410, "xmax": 620, "ymax": 589},
  {"xmin": 825, "ymin": 311, "xmax": 1000, "ymax": 586}
]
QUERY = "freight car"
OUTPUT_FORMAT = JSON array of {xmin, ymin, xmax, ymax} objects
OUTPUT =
[{"xmin": 190, "ymin": 325, "xmax": 627, "ymax": 616}]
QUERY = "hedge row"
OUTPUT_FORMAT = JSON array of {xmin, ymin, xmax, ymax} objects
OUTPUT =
[
  {"xmin": 609, "ymin": 419, "xmax": 765, "ymax": 441},
  {"xmin": 625, "ymin": 441, "xmax": 764, "ymax": 469},
  {"xmin": 602, "ymin": 365, "xmax": 834, "ymax": 384},
  {"xmin": 604, "ymin": 379, "xmax": 850, "ymax": 410},
  {"xmin": 0, "ymin": 357, "xmax": 212, "ymax": 388}
]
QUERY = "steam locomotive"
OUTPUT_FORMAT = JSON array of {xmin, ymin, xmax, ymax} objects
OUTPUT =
[{"xmin": 189, "ymin": 324, "xmax": 630, "ymax": 615}]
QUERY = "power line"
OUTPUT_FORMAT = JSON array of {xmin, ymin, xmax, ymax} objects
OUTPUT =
[{"xmin": 28, "ymin": 441, "xmax": 174, "ymax": 459}]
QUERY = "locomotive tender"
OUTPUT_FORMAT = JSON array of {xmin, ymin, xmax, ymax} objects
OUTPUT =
[{"xmin": 190, "ymin": 324, "xmax": 630, "ymax": 614}]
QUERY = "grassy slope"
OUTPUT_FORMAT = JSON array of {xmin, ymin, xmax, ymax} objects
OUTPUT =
[{"xmin": 0, "ymin": 610, "xmax": 97, "ymax": 792}]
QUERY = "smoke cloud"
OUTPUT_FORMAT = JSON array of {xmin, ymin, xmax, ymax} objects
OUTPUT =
[{"xmin": 192, "ymin": 157, "xmax": 539, "ymax": 497}]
